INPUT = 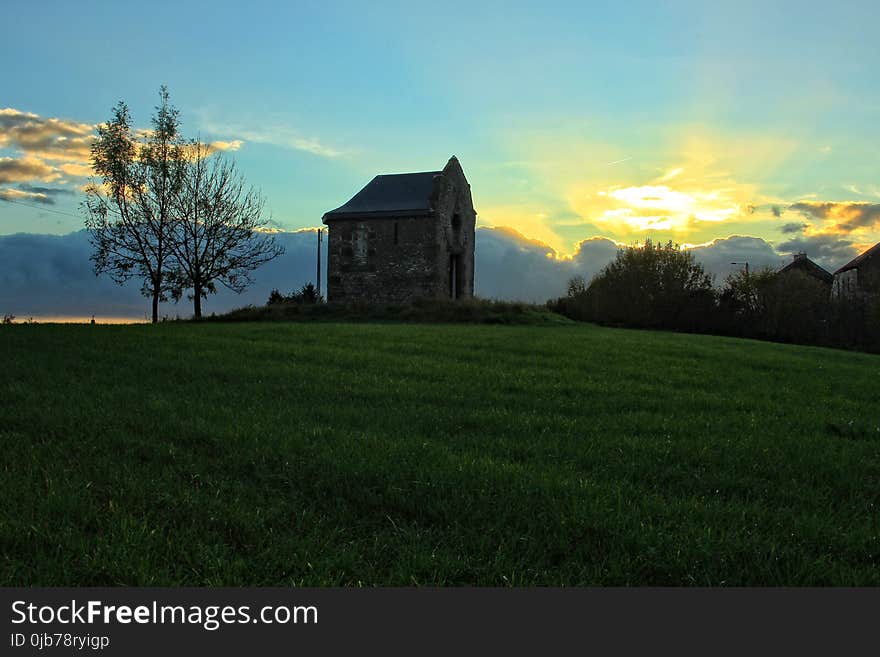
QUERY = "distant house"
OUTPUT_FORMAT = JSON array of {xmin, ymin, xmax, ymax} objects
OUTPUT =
[
  {"xmin": 777, "ymin": 253, "xmax": 833, "ymax": 289},
  {"xmin": 832, "ymin": 242, "xmax": 880, "ymax": 299},
  {"xmin": 321, "ymin": 156, "xmax": 476, "ymax": 304}
]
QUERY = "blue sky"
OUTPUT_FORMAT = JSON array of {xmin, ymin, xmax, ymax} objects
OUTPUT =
[{"xmin": 2, "ymin": 0, "xmax": 879, "ymax": 264}]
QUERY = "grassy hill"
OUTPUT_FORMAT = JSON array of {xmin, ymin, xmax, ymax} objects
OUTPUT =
[{"xmin": 1, "ymin": 322, "xmax": 878, "ymax": 585}]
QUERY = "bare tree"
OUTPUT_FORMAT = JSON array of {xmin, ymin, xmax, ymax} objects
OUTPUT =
[
  {"xmin": 169, "ymin": 140, "xmax": 284, "ymax": 318},
  {"xmin": 83, "ymin": 87, "xmax": 185, "ymax": 323}
]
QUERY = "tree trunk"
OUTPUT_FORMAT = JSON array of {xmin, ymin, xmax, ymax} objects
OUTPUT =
[
  {"xmin": 193, "ymin": 284, "xmax": 202, "ymax": 319},
  {"xmin": 151, "ymin": 290, "xmax": 159, "ymax": 324}
]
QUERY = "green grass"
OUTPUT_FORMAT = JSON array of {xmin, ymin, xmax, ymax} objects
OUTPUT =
[{"xmin": 1, "ymin": 322, "xmax": 878, "ymax": 585}]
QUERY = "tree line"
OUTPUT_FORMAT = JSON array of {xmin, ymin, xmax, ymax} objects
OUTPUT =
[
  {"xmin": 83, "ymin": 87, "xmax": 283, "ymax": 322},
  {"xmin": 549, "ymin": 240, "xmax": 880, "ymax": 352}
]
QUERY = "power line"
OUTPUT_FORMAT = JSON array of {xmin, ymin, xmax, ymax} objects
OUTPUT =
[{"xmin": 0, "ymin": 197, "xmax": 82, "ymax": 219}]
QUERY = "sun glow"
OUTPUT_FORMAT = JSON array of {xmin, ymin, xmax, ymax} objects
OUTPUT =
[{"xmin": 595, "ymin": 184, "xmax": 741, "ymax": 231}]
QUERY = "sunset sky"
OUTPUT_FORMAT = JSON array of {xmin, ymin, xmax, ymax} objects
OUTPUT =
[{"xmin": 2, "ymin": 0, "xmax": 879, "ymax": 308}]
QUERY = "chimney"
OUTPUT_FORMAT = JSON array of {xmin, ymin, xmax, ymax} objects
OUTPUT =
[{"xmin": 793, "ymin": 252, "xmax": 807, "ymax": 261}]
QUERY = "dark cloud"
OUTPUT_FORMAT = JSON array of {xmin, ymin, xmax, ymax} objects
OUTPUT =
[
  {"xmin": 0, "ymin": 230, "xmax": 324, "ymax": 318},
  {"xmin": 790, "ymin": 201, "xmax": 880, "ymax": 232},
  {"xmin": 780, "ymin": 222, "xmax": 808, "ymax": 234},
  {"xmin": 476, "ymin": 230, "xmax": 784, "ymax": 301},
  {"xmin": 776, "ymin": 234, "xmax": 858, "ymax": 270},
  {"xmin": 474, "ymin": 228, "xmax": 619, "ymax": 301},
  {"xmin": 789, "ymin": 202, "xmax": 835, "ymax": 219},
  {"xmin": 17, "ymin": 183, "xmax": 74, "ymax": 197},
  {"xmin": 0, "ymin": 227, "xmax": 614, "ymax": 314},
  {"xmin": 0, "ymin": 183, "xmax": 75, "ymax": 205},
  {"xmin": 0, "ymin": 227, "xmax": 871, "ymax": 318},
  {"xmin": 689, "ymin": 236, "xmax": 783, "ymax": 280},
  {"xmin": 570, "ymin": 237, "xmax": 622, "ymax": 273},
  {"xmin": 771, "ymin": 205, "xmax": 783, "ymax": 217},
  {"xmin": 474, "ymin": 227, "xmax": 569, "ymax": 301},
  {"xmin": 474, "ymin": 228, "xmax": 564, "ymax": 301}
]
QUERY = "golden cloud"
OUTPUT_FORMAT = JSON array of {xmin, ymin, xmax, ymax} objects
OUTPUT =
[
  {"xmin": 207, "ymin": 139, "xmax": 243, "ymax": 152},
  {"xmin": 0, "ymin": 156, "xmax": 59, "ymax": 183},
  {"xmin": 790, "ymin": 201, "xmax": 880, "ymax": 234},
  {"xmin": 1, "ymin": 108, "xmax": 248, "ymax": 188},
  {"xmin": 0, "ymin": 108, "xmax": 94, "ymax": 162},
  {"xmin": 58, "ymin": 162, "xmax": 94, "ymax": 177},
  {"xmin": 178, "ymin": 139, "xmax": 245, "ymax": 161}
]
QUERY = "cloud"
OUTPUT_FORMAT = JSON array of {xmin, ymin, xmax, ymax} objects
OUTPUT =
[
  {"xmin": 174, "ymin": 139, "xmax": 246, "ymax": 164},
  {"xmin": 789, "ymin": 201, "xmax": 880, "ymax": 232},
  {"xmin": 57, "ymin": 162, "xmax": 93, "ymax": 177},
  {"xmin": 0, "ymin": 226, "xmax": 871, "ymax": 318},
  {"xmin": 0, "ymin": 188, "xmax": 53, "ymax": 205},
  {"xmin": 654, "ymin": 167, "xmax": 683, "ymax": 183},
  {"xmin": 477, "ymin": 230, "xmax": 795, "ymax": 301},
  {"xmin": 0, "ymin": 108, "xmax": 94, "ymax": 186},
  {"xmin": 206, "ymin": 139, "xmax": 243, "ymax": 152},
  {"xmin": 0, "ymin": 226, "xmax": 614, "ymax": 315},
  {"xmin": 776, "ymin": 234, "xmax": 858, "ymax": 269},
  {"xmin": 236, "ymin": 128, "xmax": 345, "ymax": 158},
  {"xmin": 0, "ymin": 156, "xmax": 58, "ymax": 183},
  {"xmin": 0, "ymin": 229, "xmax": 325, "ymax": 317},
  {"xmin": 0, "ymin": 184, "xmax": 75, "ymax": 206},
  {"xmin": 689, "ymin": 236, "xmax": 783, "ymax": 278},
  {"xmin": 1, "ymin": 108, "xmax": 250, "ymax": 189},
  {"xmin": 0, "ymin": 108, "xmax": 94, "ymax": 162},
  {"xmin": 17, "ymin": 183, "xmax": 74, "ymax": 197},
  {"xmin": 474, "ymin": 228, "xmax": 623, "ymax": 301},
  {"xmin": 780, "ymin": 222, "xmax": 808, "ymax": 234},
  {"xmin": 197, "ymin": 116, "xmax": 343, "ymax": 158},
  {"xmin": 593, "ymin": 183, "xmax": 741, "ymax": 232}
]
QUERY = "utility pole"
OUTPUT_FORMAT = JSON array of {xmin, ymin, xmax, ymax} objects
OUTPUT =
[{"xmin": 317, "ymin": 228, "xmax": 323, "ymax": 301}]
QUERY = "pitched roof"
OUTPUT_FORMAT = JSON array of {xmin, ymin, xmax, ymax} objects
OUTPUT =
[
  {"xmin": 778, "ymin": 255, "xmax": 833, "ymax": 283},
  {"xmin": 322, "ymin": 171, "xmax": 440, "ymax": 220},
  {"xmin": 834, "ymin": 241, "xmax": 880, "ymax": 275}
]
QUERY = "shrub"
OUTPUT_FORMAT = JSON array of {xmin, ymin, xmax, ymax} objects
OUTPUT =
[
  {"xmin": 563, "ymin": 239, "xmax": 716, "ymax": 331},
  {"xmin": 267, "ymin": 282, "xmax": 323, "ymax": 306}
]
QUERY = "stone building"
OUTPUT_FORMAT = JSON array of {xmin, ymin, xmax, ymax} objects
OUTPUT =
[
  {"xmin": 832, "ymin": 241, "xmax": 880, "ymax": 299},
  {"xmin": 777, "ymin": 253, "xmax": 833, "ymax": 289},
  {"xmin": 321, "ymin": 156, "xmax": 476, "ymax": 304}
]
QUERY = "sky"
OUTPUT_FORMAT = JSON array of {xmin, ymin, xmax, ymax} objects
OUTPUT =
[{"xmin": 2, "ymin": 0, "xmax": 879, "ymax": 317}]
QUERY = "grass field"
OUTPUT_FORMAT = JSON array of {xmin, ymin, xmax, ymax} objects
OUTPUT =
[{"xmin": 2, "ymin": 322, "xmax": 879, "ymax": 585}]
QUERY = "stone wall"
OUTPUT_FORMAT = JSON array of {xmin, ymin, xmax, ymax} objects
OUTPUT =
[
  {"xmin": 432, "ymin": 157, "xmax": 476, "ymax": 300},
  {"xmin": 326, "ymin": 215, "xmax": 440, "ymax": 303}
]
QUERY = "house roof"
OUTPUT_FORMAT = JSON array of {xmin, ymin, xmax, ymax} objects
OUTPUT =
[
  {"xmin": 778, "ymin": 255, "xmax": 833, "ymax": 283},
  {"xmin": 322, "ymin": 171, "xmax": 441, "ymax": 221},
  {"xmin": 834, "ymin": 241, "xmax": 880, "ymax": 275}
]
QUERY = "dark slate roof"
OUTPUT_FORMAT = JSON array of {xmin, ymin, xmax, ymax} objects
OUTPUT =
[
  {"xmin": 323, "ymin": 171, "xmax": 441, "ymax": 220},
  {"xmin": 778, "ymin": 256, "xmax": 833, "ymax": 283},
  {"xmin": 834, "ymin": 241, "xmax": 880, "ymax": 275}
]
